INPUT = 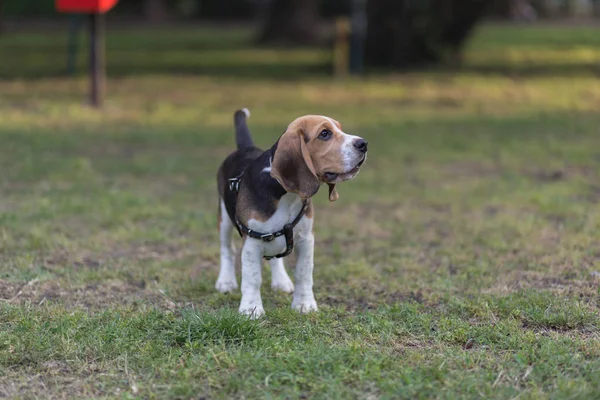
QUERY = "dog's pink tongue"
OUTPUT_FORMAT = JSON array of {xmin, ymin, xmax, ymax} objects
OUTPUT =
[{"xmin": 328, "ymin": 184, "xmax": 339, "ymax": 202}]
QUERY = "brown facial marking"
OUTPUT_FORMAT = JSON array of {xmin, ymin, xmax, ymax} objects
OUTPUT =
[
  {"xmin": 303, "ymin": 116, "xmax": 346, "ymax": 177},
  {"xmin": 271, "ymin": 119, "xmax": 321, "ymax": 199},
  {"xmin": 271, "ymin": 116, "xmax": 348, "ymax": 202}
]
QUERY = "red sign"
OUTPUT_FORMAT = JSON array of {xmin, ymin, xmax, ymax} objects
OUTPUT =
[{"xmin": 55, "ymin": 0, "xmax": 119, "ymax": 13}]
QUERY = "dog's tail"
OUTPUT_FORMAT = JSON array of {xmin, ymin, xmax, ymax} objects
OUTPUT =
[{"xmin": 234, "ymin": 108, "xmax": 254, "ymax": 150}]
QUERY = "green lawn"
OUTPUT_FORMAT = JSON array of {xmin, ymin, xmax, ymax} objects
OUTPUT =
[{"xmin": 1, "ymin": 23, "xmax": 600, "ymax": 399}]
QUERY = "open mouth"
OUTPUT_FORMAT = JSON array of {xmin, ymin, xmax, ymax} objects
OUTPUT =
[
  {"xmin": 356, "ymin": 157, "xmax": 366, "ymax": 169},
  {"xmin": 323, "ymin": 156, "xmax": 366, "ymax": 182}
]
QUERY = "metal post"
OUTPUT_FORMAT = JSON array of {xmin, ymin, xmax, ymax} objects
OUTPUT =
[
  {"xmin": 0, "ymin": 0, "xmax": 4, "ymax": 35},
  {"xmin": 89, "ymin": 13, "xmax": 105, "ymax": 108},
  {"xmin": 334, "ymin": 17, "xmax": 350, "ymax": 78},
  {"xmin": 350, "ymin": 0, "xmax": 367, "ymax": 75},
  {"xmin": 67, "ymin": 15, "xmax": 84, "ymax": 76}
]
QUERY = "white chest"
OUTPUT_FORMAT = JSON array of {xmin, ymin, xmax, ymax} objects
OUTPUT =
[{"xmin": 247, "ymin": 193, "xmax": 311, "ymax": 257}]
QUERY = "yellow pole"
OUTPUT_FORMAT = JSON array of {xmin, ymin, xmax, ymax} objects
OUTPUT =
[{"xmin": 334, "ymin": 17, "xmax": 351, "ymax": 78}]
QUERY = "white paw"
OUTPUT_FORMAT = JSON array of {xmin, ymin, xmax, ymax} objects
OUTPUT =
[
  {"xmin": 291, "ymin": 297, "xmax": 318, "ymax": 313},
  {"xmin": 239, "ymin": 305, "xmax": 265, "ymax": 319},
  {"xmin": 271, "ymin": 276, "xmax": 295, "ymax": 293},
  {"xmin": 215, "ymin": 279, "xmax": 238, "ymax": 293}
]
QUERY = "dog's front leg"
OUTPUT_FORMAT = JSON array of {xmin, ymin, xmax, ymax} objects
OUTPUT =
[
  {"xmin": 239, "ymin": 239, "xmax": 265, "ymax": 318},
  {"xmin": 292, "ymin": 225, "xmax": 317, "ymax": 313}
]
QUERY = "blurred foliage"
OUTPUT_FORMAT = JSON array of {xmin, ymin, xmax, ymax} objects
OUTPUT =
[
  {"xmin": 3, "ymin": 0, "xmax": 57, "ymax": 16},
  {"xmin": 2, "ymin": 0, "xmax": 597, "ymax": 20},
  {"xmin": 364, "ymin": 0, "xmax": 488, "ymax": 68},
  {"xmin": 2, "ymin": 0, "xmax": 351, "ymax": 19}
]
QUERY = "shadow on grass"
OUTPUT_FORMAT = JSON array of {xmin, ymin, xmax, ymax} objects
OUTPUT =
[
  {"xmin": 458, "ymin": 63, "xmax": 600, "ymax": 77},
  {"xmin": 3, "ymin": 23, "xmax": 600, "ymax": 80},
  {"xmin": 0, "ymin": 60, "xmax": 332, "ymax": 81},
  {"xmin": 0, "ymin": 26, "xmax": 333, "ymax": 81},
  {"xmin": 0, "ymin": 48, "xmax": 333, "ymax": 81}
]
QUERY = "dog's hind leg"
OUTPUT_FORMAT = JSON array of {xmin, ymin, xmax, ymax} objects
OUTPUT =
[
  {"xmin": 269, "ymin": 258, "xmax": 294, "ymax": 293},
  {"xmin": 216, "ymin": 199, "xmax": 238, "ymax": 293}
]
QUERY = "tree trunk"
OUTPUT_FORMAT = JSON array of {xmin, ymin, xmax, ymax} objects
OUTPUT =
[
  {"xmin": 365, "ymin": 0, "xmax": 487, "ymax": 69},
  {"xmin": 257, "ymin": 0, "xmax": 320, "ymax": 45},
  {"xmin": 0, "ymin": 0, "xmax": 4, "ymax": 35},
  {"xmin": 486, "ymin": 0, "xmax": 512, "ymax": 18},
  {"xmin": 563, "ymin": 0, "xmax": 576, "ymax": 17},
  {"xmin": 145, "ymin": 0, "xmax": 169, "ymax": 22}
]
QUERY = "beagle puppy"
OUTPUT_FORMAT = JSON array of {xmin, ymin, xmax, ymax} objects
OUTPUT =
[{"xmin": 216, "ymin": 109, "xmax": 367, "ymax": 317}]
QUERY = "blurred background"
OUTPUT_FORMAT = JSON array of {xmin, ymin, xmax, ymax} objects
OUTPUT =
[
  {"xmin": 2, "ymin": 2, "xmax": 600, "ymax": 397},
  {"xmin": 1, "ymin": 0, "xmax": 600, "ymax": 79}
]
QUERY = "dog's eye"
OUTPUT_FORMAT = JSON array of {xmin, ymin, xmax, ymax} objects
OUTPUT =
[{"xmin": 318, "ymin": 129, "xmax": 332, "ymax": 140}]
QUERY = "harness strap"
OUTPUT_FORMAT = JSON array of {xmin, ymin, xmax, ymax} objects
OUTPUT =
[
  {"xmin": 228, "ymin": 173, "xmax": 308, "ymax": 260},
  {"xmin": 236, "ymin": 200, "xmax": 308, "ymax": 260}
]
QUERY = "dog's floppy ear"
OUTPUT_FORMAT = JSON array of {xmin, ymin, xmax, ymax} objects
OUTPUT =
[{"xmin": 271, "ymin": 126, "xmax": 320, "ymax": 199}]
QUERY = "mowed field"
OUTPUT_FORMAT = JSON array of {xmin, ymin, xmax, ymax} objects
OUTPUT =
[{"xmin": 1, "ymin": 23, "xmax": 600, "ymax": 399}]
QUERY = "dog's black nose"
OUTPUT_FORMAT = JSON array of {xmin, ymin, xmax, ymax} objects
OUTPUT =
[{"xmin": 353, "ymin": 139, "xmax": 368, "ymax": 153}]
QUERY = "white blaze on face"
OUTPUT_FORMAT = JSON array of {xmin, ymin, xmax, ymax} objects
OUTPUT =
[
  {"xmin": 321, "ymin": 116, "xmax": 363, "ymax": 172},
  {"xmin": 341, "ymin": 133, "xmax": 364, "ymax": 171}
]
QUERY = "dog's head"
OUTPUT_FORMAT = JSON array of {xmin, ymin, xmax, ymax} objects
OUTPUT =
[{"xmin": 271, "ymin": 115, "xmax": 367, "ymax": 201}]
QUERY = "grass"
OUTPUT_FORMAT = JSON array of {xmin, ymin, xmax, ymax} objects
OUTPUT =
[{"xmin": 1, "ymin": 22, "xmax": 600, "ymax": 399}]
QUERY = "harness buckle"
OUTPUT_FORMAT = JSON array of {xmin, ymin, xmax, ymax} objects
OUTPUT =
[
  {"xmin": 260, "ymin": 233, "xmax": 275, "ymax": 242},
  {"xmin": 228, "ymin": 178, "xmax": 240, "ymax": 192}
]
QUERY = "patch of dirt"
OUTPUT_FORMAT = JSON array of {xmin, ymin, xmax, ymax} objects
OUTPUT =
[
  {"xmin": 529, "ymin": 165, "xmax": 597, "ymax": 184},
  {"xmin": 322, "ymin": 287, "xmax": 433, "ymax": 312},
  {"xmin": 0, "ymin": 280, "xmax": 19, "ymax": 299},
  {"xmin": 530, "ymin": 169, "xmax": 565, "ymax": 182},
  {"xmin": 0, "ymin": 279, "xmax": 177, "ymax": 310},
  {"xmin": 522, "ymin": 323, "xmax": 600, "ymax": 337},
  {"xmin": 41, "ymin": 242, "xmax": 195, "ymax": 274},
  {"xmin": 108, "ymin": 242, "xmax": 193, "ymax": 263},
  {"xmin": 389, "ymin": 338, "xmax": 438, "ymax": 355},
  {"xmin": 482, "ymin": 270, "xmax": 599, "ymax": 299},
  {"xmin": 442, "ymin": 161, "xmax": 504, "ymax": 179},
  {"xmin": 0, "ymin": 364, "xmax": 114, "ymax": 400},
  {"xmin": 573, "ymin": 184, "xmax": 600, "ymax": 203},
  {"xmin": 44, "ymin": 252, "xmax": 102, "ymax": 272}
]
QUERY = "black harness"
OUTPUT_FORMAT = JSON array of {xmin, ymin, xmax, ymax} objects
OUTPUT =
[{"xmin": 228, "ymin": 173, "xmax": 309, "ymax": 260}]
